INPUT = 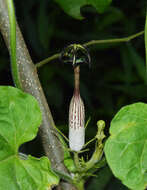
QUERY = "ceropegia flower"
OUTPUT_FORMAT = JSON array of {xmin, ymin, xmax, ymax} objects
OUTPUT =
[
  {"xmin": 68, "ymin": 64, "xmax": 85, "ymax": 152},
  {"xmin": 60, "ymin": 44, "xmax": 90, "ymax": 152},
  {"xmin": 69, "ymin": 92, "xmax": 85, "ymax": 151}
]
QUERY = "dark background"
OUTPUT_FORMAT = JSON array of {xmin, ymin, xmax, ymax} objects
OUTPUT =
[{"xmin": 0, "ymin": 0, "xmax": 146, "ymax": 189}]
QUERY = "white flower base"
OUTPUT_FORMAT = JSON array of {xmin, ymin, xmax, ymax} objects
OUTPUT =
[{"xmin": 69, "ymin": 127, "xmax": 85, "ymax": 151}]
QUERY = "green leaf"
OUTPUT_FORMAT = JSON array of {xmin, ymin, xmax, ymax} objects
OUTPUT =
[
  {"xmin": 0, "ymin": 86, "xmax": 59, "ymax": 189},
  {"xmin": 145, "ymin": 10, "xmax": 147, "ymax": 82},
  {"xmin": 54, "ymin": 0, "xmax": 112, "ymax": 19},
  {"xmin": 104, "ymin": 103, "xmax": 147, "ymax": 190}
]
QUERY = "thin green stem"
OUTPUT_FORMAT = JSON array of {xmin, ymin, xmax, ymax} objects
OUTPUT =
[
  {"xmin": 83, "ymin": 30, "xmax": 144, "ymax": 46},
  {"xmin": 65, "ymin": 148, "xmax": 89, "ymax": 153},
  {"xmin": 77, "ymin": 148, "xmax": 89, "ymax": 154},
  {"xmin": 83, "ymin": 137, "xmax": 96, "ymax": 148},
  {"xmin": 36, "ymin": 30, "xmax": 144, "ymax": 68},
  {"xmin": 74, "ymin": 152, "xmax": 81, "ymax": 170},
  {"xmin": 36, "ymin": 53, "xmax": 60, "ymax": 68},
  {"xmin": 6, "ymin": 0, "xmax": 21, "ymax": 88},
  {"xmin": 53, "ymin": 169, "xmax": 73, "ymax": 184},
  {"xmin": 53, "ymin": 124, "xmax": 69, "ymax": 142},
  {"xmin": 85, "ymin": 116, "xmax": 91, "ymax": 129}
]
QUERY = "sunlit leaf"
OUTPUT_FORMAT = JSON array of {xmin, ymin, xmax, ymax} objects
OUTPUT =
[
  {"xmin": 0, "ymin": 86, "xmax": 59, "ymax": 190},
  {"xmin": 104, "ymin": 103, "xmax": 147, "ymax": 190}
]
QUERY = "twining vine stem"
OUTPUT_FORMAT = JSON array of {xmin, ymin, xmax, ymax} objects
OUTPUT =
[
  {"xmin": 6, "ymin": 0, "xmax": 21, "ymax": 88},
  {"xmin": 36, "ymin": 30, "xmax": 144, "ymax": 68}
]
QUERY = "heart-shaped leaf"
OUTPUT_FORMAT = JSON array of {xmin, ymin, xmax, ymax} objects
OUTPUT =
[
  {"xmin": 54, "ymin": 0, "xmax": 112, "ymax": 19},
  {"xmin": 0, "ymin": 86, "xmax": 59, "ymax": 190},
  {"xmin": 104, "ymin": 103, "xmax": 147, "ymax": 190}
]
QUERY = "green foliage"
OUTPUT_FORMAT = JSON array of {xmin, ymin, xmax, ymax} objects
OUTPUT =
[
  {"xmin": 54, "ymin": 0, "xmax": 112, "ymax": 19},
  {"xmin": 0, "ymin": 0, "xmax": 146, "ymax": 189},
  {"xmin": 0, "ymin": 86, "xmax": 59, "ymax": 190},
  {"xmin": 145, "ymin": 11, "xmax": 147, "ymax": 81},
  {"xmin": 104, "ymin": 103, "xmax": 147, "ymax": 190}
]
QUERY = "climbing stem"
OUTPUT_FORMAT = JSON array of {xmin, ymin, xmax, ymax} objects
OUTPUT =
[
  {"xmin": 36, "ymin": 30, "xmax": 144, "ymax": 68},
  {"xmin": 6, "ymin": 0, "xmax": 21, "ymax": 88},
  {"xmin": 84, "ymin": 30, "xmax": 144, "ymax": 46},
  {"xmin": 36, "ymin": 53, "xmax": 60, "ymax": 68}
]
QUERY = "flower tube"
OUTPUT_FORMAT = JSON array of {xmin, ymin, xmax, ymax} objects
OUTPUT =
[{"xmin": 69, "ymin": 66, "xmax": 85, "ymax": 151}]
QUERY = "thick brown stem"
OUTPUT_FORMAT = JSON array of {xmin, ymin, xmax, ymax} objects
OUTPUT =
[{"xmin": 0, "ymin": 0, "xmax": 76, "ymax": 189}]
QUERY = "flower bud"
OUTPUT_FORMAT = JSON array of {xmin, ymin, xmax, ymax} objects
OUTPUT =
[{"xmin": 69, "ymin": 93, "xmax": 85, "ymax": 151}]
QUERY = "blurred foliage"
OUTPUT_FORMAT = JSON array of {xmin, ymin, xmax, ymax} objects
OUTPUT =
[
  {"xmin": 0, "ymin": 0, "xmax": 146, "ymax": 189},
  {"xmin": 54, "ymin": 0, "xmax": 112, "ymax": 19}
]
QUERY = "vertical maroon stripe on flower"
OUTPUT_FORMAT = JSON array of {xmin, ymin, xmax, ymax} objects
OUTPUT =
[
  {"xmin": 80, "ymin": 101, "xmax": 82, "ymax": 127},
  {"xmin": 69, "ymin": 95, "xmax": 85, "ymax": 130},
  {"xmin": 77, "ymin": 99, "xmax": 80, "ymax": 129}
]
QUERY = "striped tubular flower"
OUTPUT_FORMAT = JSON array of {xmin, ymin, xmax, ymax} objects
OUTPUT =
[
  {"xmin": 69, "ymin": 66, "xmax": 85, "ymax": 151},
  {"xmin": 69, "ymin": 93, "xmax": 85, "ymax": 151}
]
